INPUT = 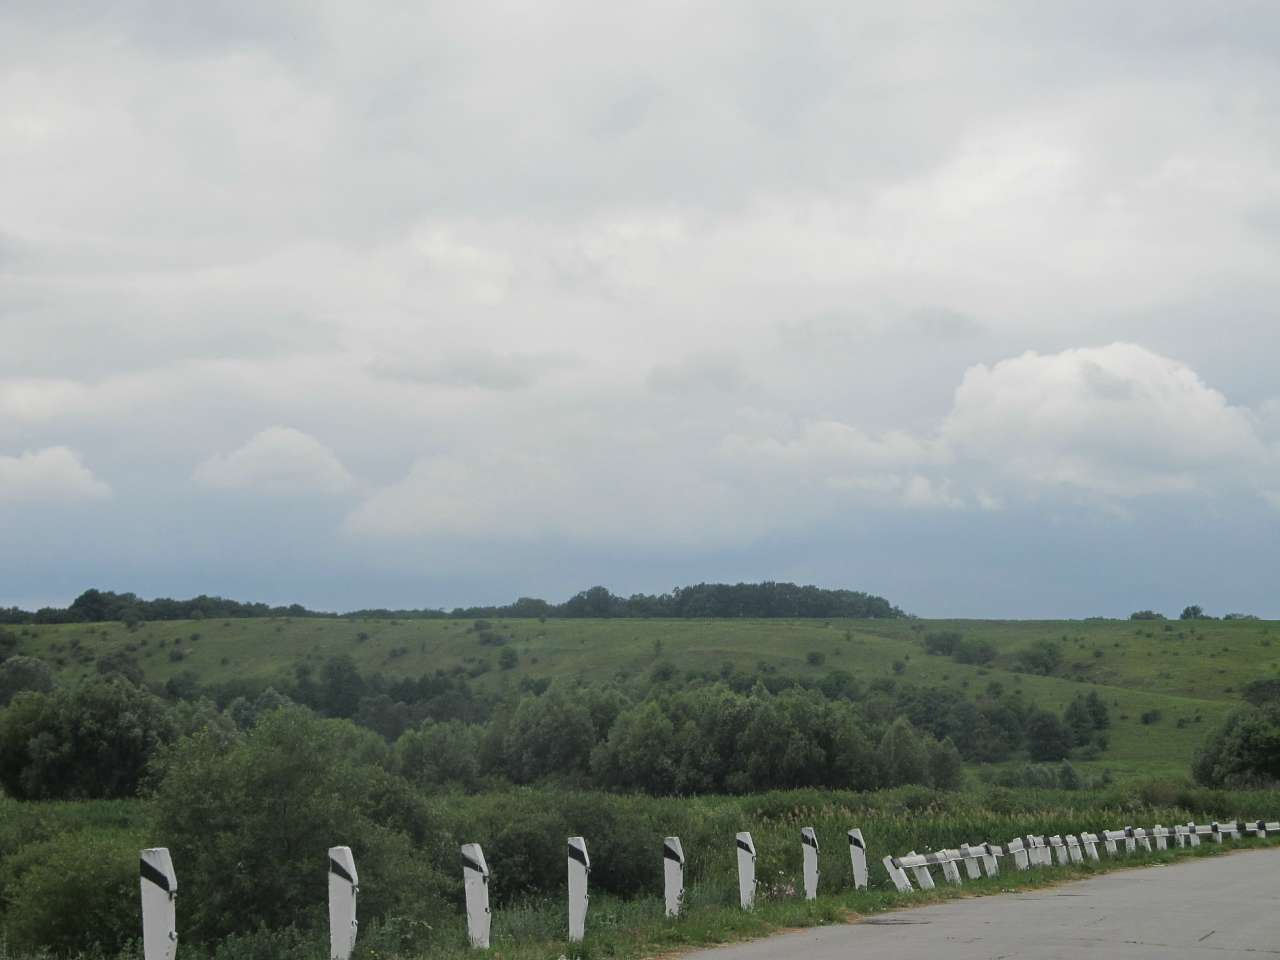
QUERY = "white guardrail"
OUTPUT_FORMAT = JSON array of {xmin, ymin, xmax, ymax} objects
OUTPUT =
[{"xmin": 138, "ymin": 818, "xmax": 1279, "ymax": 958}]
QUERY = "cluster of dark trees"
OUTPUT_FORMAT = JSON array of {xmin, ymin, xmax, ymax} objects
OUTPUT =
[
  {"xmin": 0, "ymin": 582, "xmax": 904, "ymax": 626},
  {"xmin": 0, "ymin": 642, "xmax": 1105, "ymax": 802}
]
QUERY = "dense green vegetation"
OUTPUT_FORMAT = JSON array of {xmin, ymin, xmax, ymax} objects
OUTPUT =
[
  {"xmin": 2, "ymin": 602, "xmax": 1278, "ymax": 957},
  {"xmin": 0, "ymin": 583, "xmax": 903, "ymax": 626}
]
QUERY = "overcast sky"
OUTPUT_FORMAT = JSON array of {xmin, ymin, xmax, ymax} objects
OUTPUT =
[{"xmin": 3, "ymin": 2, "xmax": 1279, "ymax": 617}]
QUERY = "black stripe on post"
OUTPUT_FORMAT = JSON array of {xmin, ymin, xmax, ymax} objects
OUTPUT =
[
  {"xmin": 801, "ymin": 833, "xmax": 818, "ymax": 849},
  {"xmin": 736, "ymin": 839, "xmax": 753, "ymax": 854},
  {"xmin": 140, "ymin": 858, "xmax": 171, "ymax": 893},
  {"xmin": 330, "ymin": 857, "xmax": 355, "ymax": 884},
  {"xmin": 848, "ymin": 834, "xmax": 864, "ymax": 850},
  {"xmin": 461, "ymin": 853, "xmax": 484, "ymax": 874},
  {"xmin": 568, "ymin": 842, "xmax": 588, "ymax": 866},
  {"xmin": 663, "ymin": 843, "xmax": 683, "ymax": 863}
]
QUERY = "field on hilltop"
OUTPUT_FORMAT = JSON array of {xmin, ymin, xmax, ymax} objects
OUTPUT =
[{"xmin": 10, "ymin": 613, "xmax": 1277, "ymax": 775}]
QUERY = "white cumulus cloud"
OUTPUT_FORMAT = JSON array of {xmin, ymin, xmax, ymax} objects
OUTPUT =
[
  {"xmin": 940, "ymin": 343, "xmax": 1268, "ymax": 497},
  {"xmin": 193, "ymin": 427, "xmax": 353, "ymax": 495},
  {"xmin": 0, "ymin": 447, "xmax": 111, "ymax": 502}
]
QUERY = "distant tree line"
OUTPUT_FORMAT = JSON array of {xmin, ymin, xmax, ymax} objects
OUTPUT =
[{"xmin": 1, "ymin": 582, "xmax": 904, "ymax": 625}]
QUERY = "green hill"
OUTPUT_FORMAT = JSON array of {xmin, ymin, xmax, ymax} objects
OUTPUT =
[{"xmin": 9, "ymin": 614, "xmax": 1276, "ymax": 777}]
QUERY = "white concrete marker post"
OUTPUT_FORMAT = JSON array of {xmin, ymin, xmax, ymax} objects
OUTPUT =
[
  {"xmin": 1079, "ymin": 833, "xmax": 1101, "ymax": 861},
  {"xmin": 800, "ymin": 827, "xmax": 820, "ymax": 901},
  {"xmin": 1049, "ymin": 836, "xmax": 1069, "ymax": 867},
  {"xmin": 939, "ymin": 851, "xmax": 963, "ymax": 886},
  {"xmin": 1007, "ymin": 837, "xmax": 1029, "ymax": 871},
  {"xmin": 883, "ymin": 856, "xmax": 913, "ymax": 893},
  {"xmin": 461, "ymin": 843, "xmax": 491, "ymax": 949},
  {"xmin": 1065, "ymin": 835, "xmax": 1083, "ymax": 864},
  {"xmin": 567, "ymin": 836, "xmax": 590, "ymax": 943},
  {"xmin": 981, "ymin": 843, "xmax": 1001, "ymax": 877},
  {"xmin": 663, "ymin": 837, "xmax": 685, "ymax": 919},
  {"xmin": 959, "ymin": 845, "xmax": 982, "ymax": 880},
  {"xmin": 328, "ymin": 846, "xmax": 359, "ymax": 960},
  {"xmin": 1103, "ymin": 831, "xmax": 1120, "ymax": 856},
  {"xmin": 1153, "ymin": 826, "xmax": 1169, "ymax": 851},
  {"xmin": 140, "ymin": 848, "xmax": 178, "ymax": 960},
  {"xmin": 847, "ymin": 829, "xmax": 868, "ymax": 891},
  {"xmin": 1186, "ymin": 822, "xmax": 1201, "ymax": 847},
  {"xmin": 736, "ymin": 832, "xmax": 757, "ymax": 910}
]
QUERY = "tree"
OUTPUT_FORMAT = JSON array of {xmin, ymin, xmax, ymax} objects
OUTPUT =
[
  {"xmin": 926, "ymin": 736, "xmax": 964, "ymax": 789},
  {"xmin": 590, "ymin": 701, "xmax": 679, "ymax": 793},
  {"xmin": 1014, "ymin": 640, "xmax": 1062, "ymax": 676},
  {"xmin": 1191, "ymin": 703, "xmax": 1280, "ymax": 787},
  {"xmin": 0, "ymin": 679, "xmax": 176, "ymax": 799},
  {"xmin": 1025, "ymin": 710, "xmax": 1073, "ymax": 762},
  {"xmin": 395, "ymin": 719, "xmax": 482, "ymax": 789},
  {"xmin": 878, "ymin": 717, "xmax": 928, "ymax": 786},
  {"xmin": 1180, "ymin": 604, "xmax": 1206, "ymax": 620},
  {"xmin": 150, "ymin": 708, "xmax": 449, "ymax": 943},
  {"xmin": 0, "ymin": 656, "xmax": 54, "ymax": 706},
  {"xmin": 1129, "ymin": 610, "xmax": 1164, "ymax": 620},
  {"xmin": 504, "ymin": 685, "xmax": 596, "ymax": 782}
]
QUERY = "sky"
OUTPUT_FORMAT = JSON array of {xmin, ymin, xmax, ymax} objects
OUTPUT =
[{"xmin": 3, "ymin": 2, "xmax": 1280, "ymax": 617}]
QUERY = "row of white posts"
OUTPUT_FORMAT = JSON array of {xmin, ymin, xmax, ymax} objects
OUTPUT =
[
  {"xmin": 880, "ymin": 819, "xmax": 1280, "ymax": 893},
  {"xmin": 140, "ymin": 819, "xmax": 1273, "ymax": 960}
]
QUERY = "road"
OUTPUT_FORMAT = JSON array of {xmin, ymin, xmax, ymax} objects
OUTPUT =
[{"xmin": 685, "ymin": 849, "xmax": 1280, "ymax": 959}]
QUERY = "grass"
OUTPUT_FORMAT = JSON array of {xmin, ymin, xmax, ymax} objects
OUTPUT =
[{"xmin": 11, "ymin": 615, "xmax": 1277, "ymax": 774}]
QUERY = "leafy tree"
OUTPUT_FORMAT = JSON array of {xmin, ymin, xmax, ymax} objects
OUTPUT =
[
  {"xmin": 0, "ymin": 656, "xmax": 54, "ymax": 706},
  {"xmin": 1014, "ymin": 640, "xmax": 1062, "ymax": 676},
  {"xmin": 1191, "ymin": 703, "xmax": 1280, "ymax": 787},
  {"xmin": 1, "ymin": 827, "xmax": 146, "ymax": 953},
  {"xmin": 926, "ymin": 736, "xmax": 964, "ymax": 789},
  {"xmin": 150, "ymin": 707, "xmax": 449, "ymax": 943},
  {"xmin": 1241, "ymin": 678, "xmax": 1280, "ymax": 707},
  {"xmin": 590, "ymin": 700, "xmax": 678, "ymax": 793},
  {"xmin": 504, "ymin": 684, "xmax": 595, "ymax": 782},
  {"xmin": 1129, "ymin": 610, "xmax": 1164, "ymax": 620},
  {"xmin": 95, "ymin": 650, "xmax": 144, "ymax": 685},
  {"xmin": 1025, "ymin": 710, "xmax": 1073, "ymax": 762},
  {"xmin": 0, "ymin": 679, "xmax": 176, "ymax": 799},
  {"xmin": 878, "ymin": 717, "xmax": 927, "ymax": 786},
  {"xmin": 952, "ymin": 638, "xmax": 997, "ymax": 665},
  {"xmin": 395, "ymin": 719, "xmax": 482, "ymax": 789},
  {"xmin": 1180, "ymin": 604, "xmax": 1207, "ymax": 620}
]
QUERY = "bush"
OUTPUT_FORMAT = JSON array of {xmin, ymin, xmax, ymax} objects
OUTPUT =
[
  {"xmin": 0, "ymin": 656, "xmax": 54, "ymax": 706},
  {"xmin": 2, "ymin": 826, "xmax": 147, "ymax": 953},
  {"xmin": 1140, "ymin": 709, "xmax": 1162, "ymax": 725},
  {"xmin": 953, "ymin": 638, "xmax": 997, "ymax": 665},
  {"xmin": 923, "ymin": 632, "xmax": 962, "ymax": 656},
  {"xmin": 1192, "ymin": 703, "xmax": 1280, "ymax": 787},
  {"xmin": 805, "ymin": 650, "xmax": 826, "ymax": 666},
  {"xmin": 0, "ymin": 679, "xmax": 176, "ymax": 799},
  {"xmin": 1014, "ymin": 640, "xmax": 1062, "ymax": 676}
]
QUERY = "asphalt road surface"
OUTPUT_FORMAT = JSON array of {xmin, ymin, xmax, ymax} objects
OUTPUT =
[{"xmin": 686, "ymin": 849, "xmax": 1280, "ymax": 959}]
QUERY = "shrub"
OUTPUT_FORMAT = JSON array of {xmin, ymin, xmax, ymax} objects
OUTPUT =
[
  {"xmin": 1140, "ymin": 709, "xmax": 1162, "ymax": 725},
  {"xmin": 2, "ymin": 826, "xmax": 147, "ymax": 953},
  {"xmin": 0, "ymin": 679, "xmax": 176, "ymax": 799},
  {"xmin": 1014, "ymin": 640, "xmax": 1062, "ymax": 676},
  {"xmin": 0, "ymin": 656, "xmax": 54, "ymax": 706},
  {"xmin": 805, "ymin": 650, "xmax": 826, "ymax": 666},
  {"xmin": 1191, "ymin": 703, "xmax": 1280, "ymax": 787},
  {"xmin": 150, "ymin": 708, "xmax": 450, "ymax": 943}
]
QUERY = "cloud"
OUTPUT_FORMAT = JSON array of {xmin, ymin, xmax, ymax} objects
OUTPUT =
[
  {"xmin": 193, "ymin": 427, "xmax": 353, "ymax": 495},
  {"xmin": 0, "ymin": 447, "xmax": 111, "ymax": 502},
  {"xmin": 941, "ymin": 343, "xmax": 1267, "ymax": 497}
]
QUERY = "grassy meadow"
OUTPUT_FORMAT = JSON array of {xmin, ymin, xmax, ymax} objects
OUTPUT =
[{"xmin": 9, "ymin": 613, "xmax": 1277, "ymax": 778}]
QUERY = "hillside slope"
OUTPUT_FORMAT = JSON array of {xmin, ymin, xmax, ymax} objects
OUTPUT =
[{"xmin": 10, "ymin": 616, "xmax": 1275, "ymax": 775}]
